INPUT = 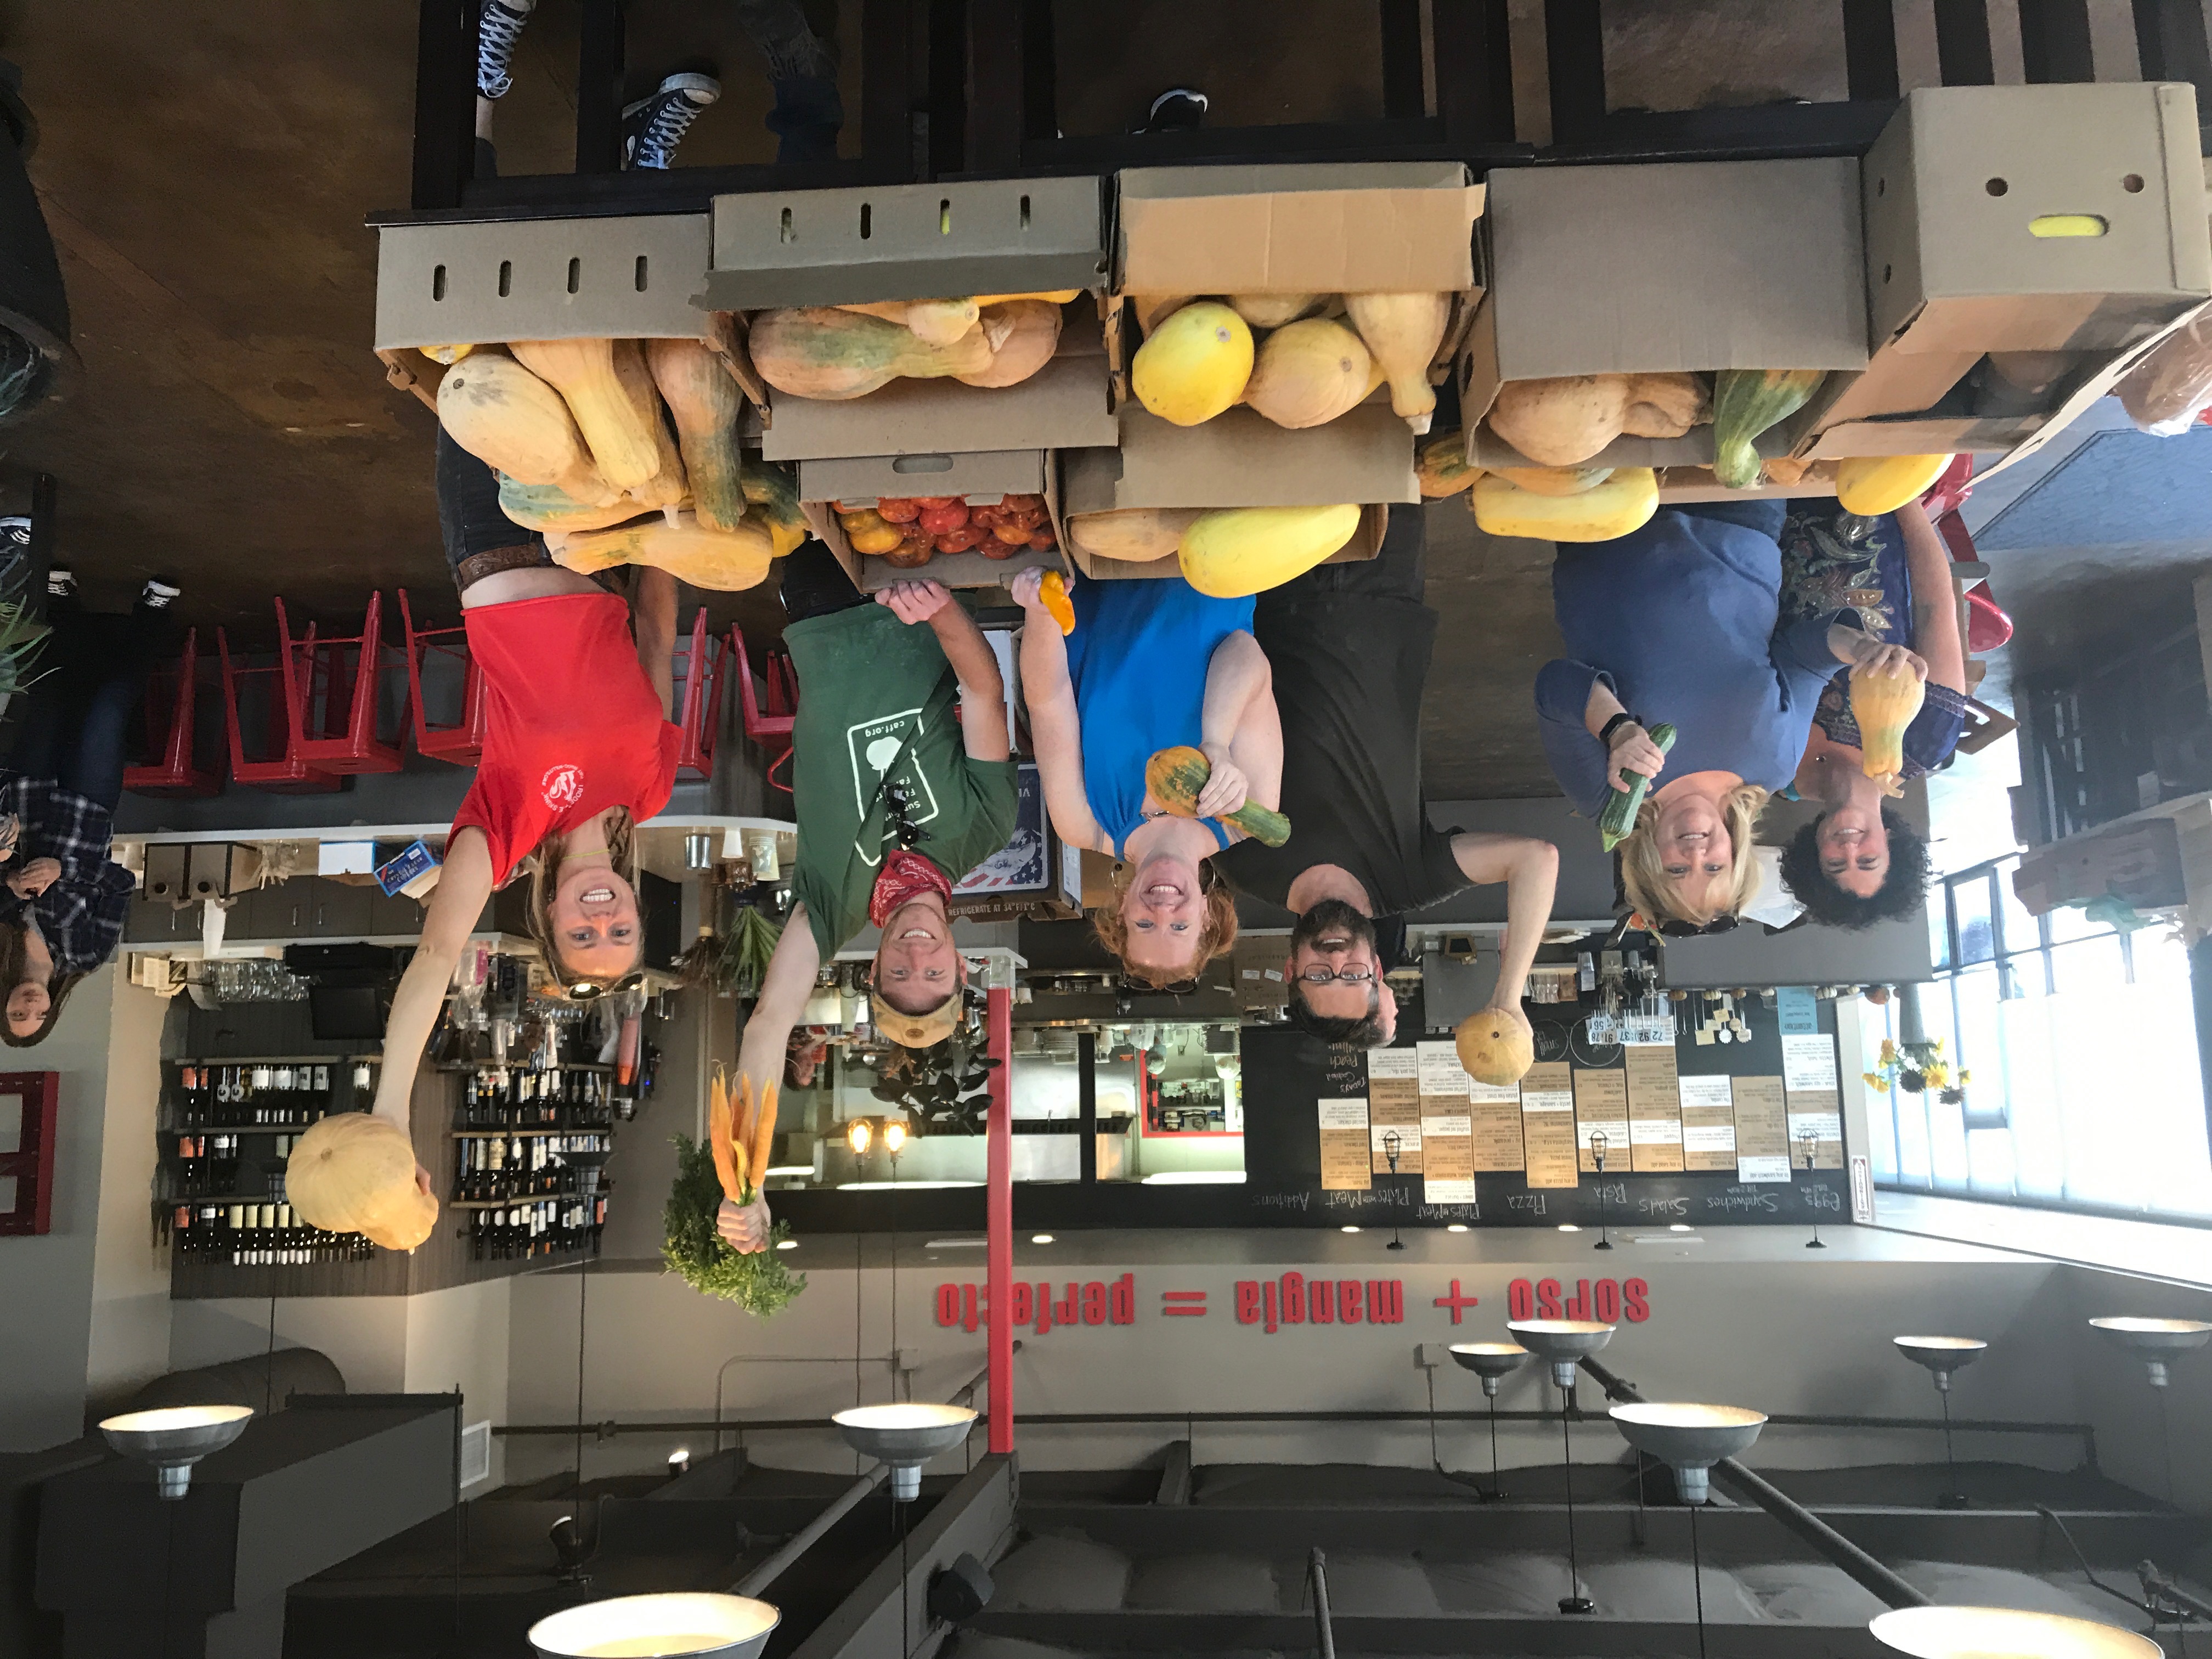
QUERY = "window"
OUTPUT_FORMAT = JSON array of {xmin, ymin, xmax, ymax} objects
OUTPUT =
[{"xmin": 1866, "ymin": 854, "xmax": 2212, "ymax": 1222}]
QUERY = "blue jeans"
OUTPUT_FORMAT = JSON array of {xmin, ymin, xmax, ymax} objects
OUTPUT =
[
  {"xmin": 768, "ymin": 75, "xmax": 842, "ymax": 166},
  {"xmin": 10, "ymin": 601, "xmax": 166, "ymax": 810}
]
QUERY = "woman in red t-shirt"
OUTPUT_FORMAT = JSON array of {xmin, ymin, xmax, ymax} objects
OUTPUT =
[{"xmin": 369, "ymin": 436, "xmax": 682, "ymax": 1170}]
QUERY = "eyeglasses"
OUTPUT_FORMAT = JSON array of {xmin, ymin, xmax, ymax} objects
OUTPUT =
[
  {"xmin": 1295, "ymin": 965, "xmax": 1376, "ymax": 985},
  {"xmin": 565, "ymin": 970, "xmax": 647, "ymax": 1000},
  {"xmin": 1654, "ymin": 916, "xmax": 1741, "ymax": 939}
]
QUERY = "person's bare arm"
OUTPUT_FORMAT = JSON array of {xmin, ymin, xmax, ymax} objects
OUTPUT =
[
  {"xmin": 1896, "ymin": 500, "xmax": 1967, "ymax": 695},
  {"xmin": 631, "ymin": 567, "xmax": 679, "ymax": 720},
  {"xmin": 1009, "ymin": 568, "xmax": 1109, "ymax": 854},
  {"xmin": 718, "ymin": 904, "xmax": 823, "ymax": 1253},
  {"xmin": 1450, "ymin": 832, "xmax": 1560, "ymax": 1014},
  {"xmin": 374, "ymin": 830, "xmax": 495, "ymax": 1166},
  {"xmin": 1198, "ymin": 631, "xmax": 1280, "ymax": 826},
  {"xmin": 876, "ymin": 581, "xmax": 1009, "ymax": 762},
  {"xmin": 1582, "ymin": 678, "xmax": 1669, "ymax": 793}
]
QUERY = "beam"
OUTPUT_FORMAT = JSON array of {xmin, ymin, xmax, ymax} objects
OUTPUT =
[
  {"xmin": 410, "ymin": 0, "xmax": 475, "ymax": 211},
  {"xmin": 986, "ymin": 979, "xmax": 1014, "ymax": 1455},
  {"xmin": 1842, "ymin": 0, "xmax": 1903, "ymax": 101},
  {"xmin": 1544, "ymin": 0, "xmax": 1607, "ymax": 148},
  {"xmin": 1934, "ymin": 0, "xmax": 1997, "ymax": 84},
  {"xmin": 2017, "ymin": 0, "xmax": 2097, "ymax": 81}
]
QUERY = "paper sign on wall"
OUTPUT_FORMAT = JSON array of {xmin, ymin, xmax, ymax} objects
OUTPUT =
[
  {"xmin": 1781, "ymin": 1033, "xmax": 1844, "ymax": 1169},
  {"xmin": 1573, "ymin": 1068, "xmax": 1630, "ymax": 1173},
  {"xmin": 1318, "ymin": 1098, "xmax": 1372, "ymax": 1190},
  {"xmin": 1731, "ymin": 1074, "xmax": 1791, "ymax": 1182},
  {"xmin": 1466, "ymin": 1076, "xmax": 1526, "ymax": 1172},
  {"xmin": 1420, "ymin": 1113, "xmax": 1476, "ymax": 1205},
  {"xmin": 1367, "ymin": 1048, "xmax": 1424, "ymax": 1173},
  {"xmin": 1679, "ymin": 1073, "xmax": 1737, "ymax": 1172},
  {"xmin": 1624, "ymin": 1045, "xmax": 1684, "ymax": 1173},
  {"xmin": 1520, "ymin": 1061, "xmax": 1578, "ymax": 1188}
]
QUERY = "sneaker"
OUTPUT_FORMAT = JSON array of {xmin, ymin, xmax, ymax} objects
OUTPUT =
[
  {"xmin": 476, "ymin": 0, "xmax": 537, "ymax": 100},
  {"xmin": 46, "ymin": 566, "xmax": 74, "ymax": 600},
  {"xmin": 622, "ymin": 72, "xmax": 720, "ymax": 170},
  {"xmin": 1140, "ymin": 87, "xmax": 1207, "ymax": 134},
  {"xmin": 137, "ymin": 577, "xmax": 182, "ymax": 610},
  {"xmin": 736, "ymin": 0, "xmax": 836, "ymax": 81}
]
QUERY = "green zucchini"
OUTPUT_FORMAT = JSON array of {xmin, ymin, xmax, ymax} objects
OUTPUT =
[
  {"xmin": 1710, "ymin": 370, "xmax": 1827, "ymax": 489},
  {"xmin": 1598, "ymin": 721, "xmax": 1677, "ymax": 851}
]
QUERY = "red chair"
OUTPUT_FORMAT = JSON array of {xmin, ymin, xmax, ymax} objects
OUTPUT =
[
  {"xmin": 1918, "ymin": 459, "xmax": 2016, "ymax": 655},
  {"xmin": 673, "ymin": 608, "xmax": 725, "ymax": 781},
  {"xmin": 215, "ymin": 629, "xmax": 341, "ymax": 793},
  {"xmin": 122, "ymin": 629, "xmax": 221, "ymax": 797},
  {"xmin": 275, "ymin": 593, "xmax": 407, "ymax": 775},
  {"xmin": 398, "ymin": 589, "xmax": 487, "ymax": 765},
  {"xmin": 730, "ymin": 625, "xmax": 796, "ymax": 796}
]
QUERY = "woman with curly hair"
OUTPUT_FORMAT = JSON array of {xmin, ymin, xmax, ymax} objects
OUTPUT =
[
  {"xmin": 1012, "ymin": 565, "xmax": 1279, "ymax": 988},
  {"xmin": 1775, "ymin": 498, "xmax": 1963, "ymax": 928},
  {"xmin": 1536, "ymin": 499, "xmax": 1920, "ymax": 929}
]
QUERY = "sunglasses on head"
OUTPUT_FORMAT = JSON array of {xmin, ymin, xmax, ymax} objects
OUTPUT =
[
  {"xmin": 565, "ymin": 969, "xmax": 647, "ymax": 1001},
  {"xmin": 1655, "ymin": 916, "xmax": 1741, "ymax": 939}
]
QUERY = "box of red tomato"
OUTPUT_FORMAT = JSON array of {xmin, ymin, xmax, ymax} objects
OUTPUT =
[{"xmin": 799, "ymin": 461, "xmax": 1073, "ymax": 594}]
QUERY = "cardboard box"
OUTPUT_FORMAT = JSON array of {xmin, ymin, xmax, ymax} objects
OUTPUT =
[
  {"xmin": 760, "ymin": 309, "xmax": 1116, "ymax": 461},
  {"xmin": 1058, "ymin": 403, "xmax": 1407, "ymax": 579},
  {"xmin": 1802, "ymin": 295, "xmax": 2212, "ymax": 464},
  {"xmin": 1864, "ymin": 83, "xmax": 2210, "ymax": 362},
  {"xmin": 802, "ymin": 466, "xmax": 1070, "ymax": 595},
  {"xmin": 376, "ymin": 213, "xmax": 719, "ymax": 351},
  {"xmin": 2013, "ymin": 816, "xmax": 2187, "ymax": 916},
  {"xmin": 1115, "ymin": 162, "xmax": 1481, "ymax": 296},
  {"xmin": 699, "ymin": 176, "xmax": 1108, "ymax": 311},
  {"xmin": 1799, "ymin": 83, "xmax": 2211, "ymax": 441},
  {"xmin": 1460, "ymin": 159, "xmax": 1869, "ymax": 472},
  {"xmin": 799, "ymin": 449, "xmax": 1046, "ymax": 506},
  {"xmin": 1109, "ymin": 162, "xmax": 1483, "ymax": 417}
]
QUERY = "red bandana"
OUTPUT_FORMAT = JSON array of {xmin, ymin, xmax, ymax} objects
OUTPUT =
[{"xmin": 869, "ymin": 849, "xmax": 953, "ymax": 928}]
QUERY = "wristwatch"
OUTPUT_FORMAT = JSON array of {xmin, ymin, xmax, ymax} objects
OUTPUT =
[{"xmin": 1598, "ymin": 711, "xmax": 1640, "ymax": 747}]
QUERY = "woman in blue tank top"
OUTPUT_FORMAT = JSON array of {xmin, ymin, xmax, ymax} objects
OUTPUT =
[{"xmin": 1014, "ymin": 566, "xmax": 1281, "ymax": 987}]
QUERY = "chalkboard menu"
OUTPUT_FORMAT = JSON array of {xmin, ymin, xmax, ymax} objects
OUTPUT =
[{"xmin": 1238, "ymin": 989, "xmax": 1850, "ymax": 1230}]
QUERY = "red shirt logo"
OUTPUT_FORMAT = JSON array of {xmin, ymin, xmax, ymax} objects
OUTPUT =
[{"xmin": 540, "ymin": 764, "xmax": 585, "ymax": 810}]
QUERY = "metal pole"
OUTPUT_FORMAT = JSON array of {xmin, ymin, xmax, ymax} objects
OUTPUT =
[
  {"xmin": 731, "ymin": 1464, "xmax": 889, "ymax": 1597},
  {"xmin": 1579, "ymin": 1355, "xmax": 1931, "ymax": 1611},
  {"xmin": 1690, "ymin": 1499, "xmax": 1708, "ymax": 1659},
  {"xmin": 1308, "ymin": 1549, "xmax": 1337, "ymax": 1659},
  {"xmin": 1558, "ymin": 1384, "xmax": 1592, "ymax": 1612},
  {"xmin": 986, "ymin": 979, "xmax": 1014, "ymax": 1455}
]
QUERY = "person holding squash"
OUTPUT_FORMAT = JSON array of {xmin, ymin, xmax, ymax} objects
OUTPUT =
[
  {"xmin": 1011, "ymin": 565, "xmax": 1281, "ymax": 989},
  {"xmin": 368, "ymin": 435, "xmax": 684, "ymax": 1178},
  {"xmin": 1535, "ymin": 499, "xmax": 1925, "ymax": 929},
  {"xmin": 1775, "ymin": 499, "xmax": 1965, "ymax": 928},
  {"xmin": 1212, "ymin": 507, "xmax": 1559, "ymax": 1048},
  {"xmin": 714, "ymin": 549, "xmax": 1016, "ymax": 1255}
]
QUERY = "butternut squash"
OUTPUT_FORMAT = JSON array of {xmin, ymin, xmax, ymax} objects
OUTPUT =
[
  {"xmin": 1178, "ymin": 503, "xmax": 1361, "ymax": 597},
  {"xmin": 1416, "ymin": 430, "xmax": 1481, "ymax": 498},
  {"xmin": 1836, "ymin": 453, "xmax": 1953, "ymax": 517},
  {"xmin": 610, "ymin": 340, "xmax": 687, "ymax": 512},
  {"xmin": 496, "ymin": 474, "xmax": 656, "ymax": 534},
  {"xmin": 1496, "ymin": 465, "xmax": 1613, "ymax": 496},
  {"xmin": 1228, "ymin": 293, "xmax": 1326, "ymax": 330},
  {"xmin": 1344, "ymin": 292, "xmax": 1451, "ymax": 432},
  {"xmin": 422, "ymin": 343, "xmax": 475, "ymax": 365},
  {"xmin": 748, "ymin": 307, "xmax": 995, "ymax": 400},
  {"xmin": 510, "ymin": 337, "xmax": 665, "ymax": 492},
  {"xmin": 1487, "ymin": 375, "xmax": 1632, "ymax": 467},
  {"xmin": 1621, "ymin": 371, "xmax": 1711, "ymax": 439},
  {"xmin": 1243, "ymin": 317, "xmax": 1373, "ymax": 430},
  {"xmin": 742, "ymin": 459, "xmax": 810, "ymax": 557},
  {"xmin": 437, "ymin": 353, "xmax": 618, "ymax": 505},
  {"xmin": 970, "ymin": 289, "xmax": 1082, "ymax": 306},
  {"xmin": 1848, "ymin": 659, "xmax": 1925, "ymax": 783},
  {"xmin": 1066, "ymin": 507, "xmax": 1202, "ymax": 563},
  {"xmin": 286, "ymin": 1111, "xmax": 438, "ymax": 1252},
  {"xmin": 1132, "ymin": 301, "xmax": 1252, "ymax": 427},
  {"xmin": 646, "ymin": 337, "xmax": 746, "ymax": 531},
  {"xmin": 1132, "ymin": 294, "xmax": 1195, "ymax": 336},
  {"xmin": 955, "ymin": 299, "xmax": 1062, "ymax": 388},
  {"xmin": 833, "ymin": 297, "xmax": 981, "ymax": 346},
  {"xmin": 1711, "ymin": 369, "xmax": 1828, "ymax": 489},
  {"xmin": 1472, "ymin": 467, "xmax": 1658, "ymax": 543},
  {"xmin": 551, "ymin": 510, "xmax": 776, "ymax": 591}
]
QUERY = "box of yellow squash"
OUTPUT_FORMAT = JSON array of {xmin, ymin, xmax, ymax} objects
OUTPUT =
[
  {"xmin": 699, "ymin": 177, "xmax": 1121, "ymax": 464},
  {"xmin": 1460, "ymin": 159, "xmax": 1869, "ymax": 476},
  {"xmin": 1108, "ymin": 162, "xmax": 1484, "ymax": 431},
  {"xmin": 1058, "ymin": 403, "xmax": 1409, "ymax": 579}
]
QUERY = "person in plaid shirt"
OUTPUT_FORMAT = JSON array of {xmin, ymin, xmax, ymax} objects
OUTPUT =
[{"xmin": 0, "ymin": 574, "xmax": 177, "ymax": 1043}]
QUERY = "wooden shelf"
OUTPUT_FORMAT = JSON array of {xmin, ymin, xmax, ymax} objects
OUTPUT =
[{"xmin": 449, "ymin": 1126, "xmax": 614, "ymax": 1138}]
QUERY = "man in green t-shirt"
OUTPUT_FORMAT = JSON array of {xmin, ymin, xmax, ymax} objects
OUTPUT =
[{"xmin": 719, "ymin": 549, "xmax": 1016, "ymax": 1253}]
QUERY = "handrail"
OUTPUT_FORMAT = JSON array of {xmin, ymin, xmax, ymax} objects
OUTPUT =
[
  {"xmin": 1307, "ymin": 1549, "xmax": 1336, "ymax": 1659},
  {"xmin": 1578, "ymin": 1356, "xmax": 1931, "ymax": 1611}
]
